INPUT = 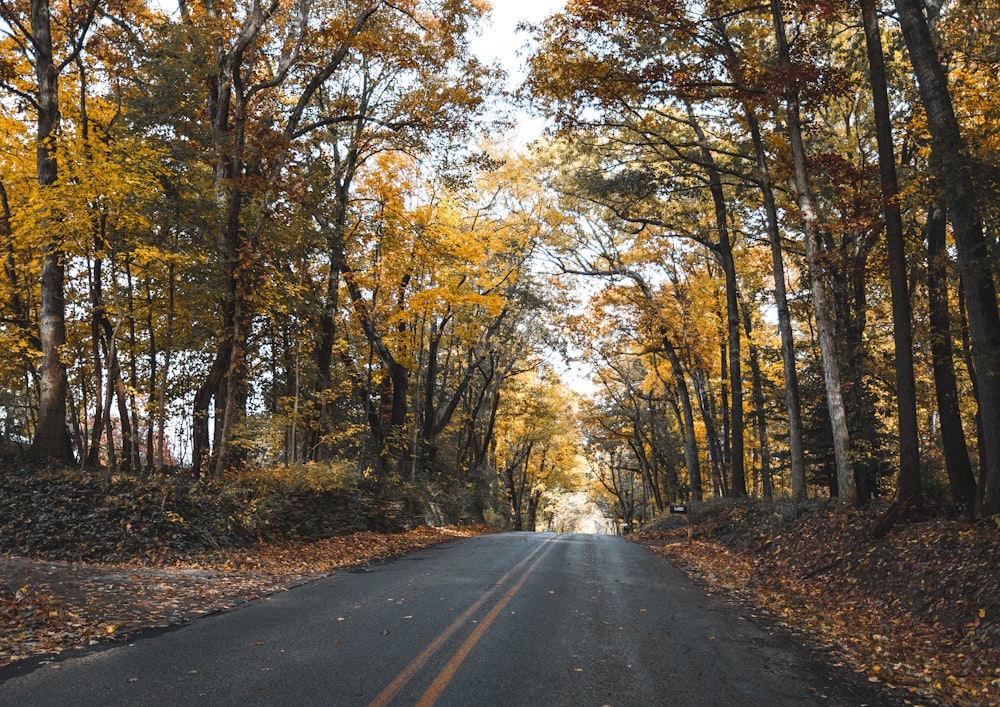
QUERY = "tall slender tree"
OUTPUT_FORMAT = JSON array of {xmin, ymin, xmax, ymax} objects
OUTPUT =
[
  {"xmin": 859, "ymin": 0, "xmax": 921, "ymax": 505},
  {"xmin": 768, "ymin": 0, "xmax": 856, "ymax": 505},
  {"xmin": 11, "ymin": 0, "xmax": 102, "ymax": 463},
  {"xmin": 714, "ymin": 22, "xmax": 807, "ymax": 502},
  {"xmin": 893, "ymin": 0, "xmax": 1000, "ymax": 515},
  {"xmin": 925, "ymin": 205, "xmax": 978, "ymax": 513}
]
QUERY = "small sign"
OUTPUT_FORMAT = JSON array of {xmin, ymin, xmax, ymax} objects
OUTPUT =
[{"xmin": 670, "ymin": 504, "xmax": 688, "ymax": 514}]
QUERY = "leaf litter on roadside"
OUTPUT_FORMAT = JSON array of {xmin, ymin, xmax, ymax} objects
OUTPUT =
[
  {"xmin": 635, "ymin": 503, "xmax": 1000, "ymax": 707},
  {"xmin": 1, "ymin": 525, "xmax": 489, "ymax": 669}
]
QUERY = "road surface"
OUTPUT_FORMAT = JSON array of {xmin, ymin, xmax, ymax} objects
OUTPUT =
[{"xmin": 0, "ymin": 533, "xmax": 897, "ymax": 706}]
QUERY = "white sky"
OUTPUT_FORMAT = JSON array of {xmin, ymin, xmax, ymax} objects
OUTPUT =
[
  {"xmin": 474, "ymin": 4, "xmax": 591, "ymax": 391},
  {"xmin": 473, "ymin": 1, "xmax": 566, "ymax": 143},
  {"xmin": 474, "ymin": 1, "xmax": 565, "ymax": 84}
]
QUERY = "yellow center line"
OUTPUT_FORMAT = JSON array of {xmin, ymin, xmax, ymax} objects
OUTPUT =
[
  {"xmin": 368, "ymin": 537, "xmax": 557, "ymax": 707},
  {"xmin": 414, "ymin": 540, "xmax": 557, "ymax": 707}
]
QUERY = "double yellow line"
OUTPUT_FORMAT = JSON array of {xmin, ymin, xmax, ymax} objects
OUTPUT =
[{"xmin": 368, "ymin": 537, "xmax": 559, "ymax": 707}]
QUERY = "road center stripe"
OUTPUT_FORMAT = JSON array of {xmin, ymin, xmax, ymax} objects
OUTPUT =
[
  {"xmin": 414, "ymin": 539, "xmax": 557, "ymax": 707},
  {"xmin": 368, "ymin": 537, "xmax": 557, "ymax": 707}
]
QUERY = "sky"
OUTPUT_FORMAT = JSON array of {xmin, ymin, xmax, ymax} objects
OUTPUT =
[
  {"xmin": 472, "ymin": 0, "xmax": 566, "ymax": 143},
  {"xmin": 473, "ymin": 0, "xmax": 564, "ymax": 83},
  {"xmin": 473, "ymin": 3, "xmax": 597, "ymax": 393}
]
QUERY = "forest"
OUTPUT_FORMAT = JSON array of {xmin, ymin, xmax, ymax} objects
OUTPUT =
[{"xmin": 1, "ymin": 0, "xmax": 999, "ymax": 533}]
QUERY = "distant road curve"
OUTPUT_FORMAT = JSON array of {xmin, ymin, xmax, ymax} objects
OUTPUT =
[{"xmin": 0, "ymin": 532, "xmax": 900, "ymax": 706}]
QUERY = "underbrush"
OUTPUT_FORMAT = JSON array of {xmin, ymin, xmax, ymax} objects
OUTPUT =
[{"xmin": 0, "ymin": 460, "xmax": 421, "ymax": 563}]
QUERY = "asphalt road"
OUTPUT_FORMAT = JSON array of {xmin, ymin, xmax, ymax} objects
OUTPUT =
[{"xmin": 0, "ymin": 533, "xmax": 897, "ymax": 706}]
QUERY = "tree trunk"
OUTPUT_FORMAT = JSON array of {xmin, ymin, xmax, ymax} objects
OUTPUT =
[
  {"xmin": 526, "ymin": 488, "xmax": 542, "ymax": 532},
  {"xmin": 503, "ymin": 446, "xmax": 532, "ymax": 531},
  {"xmin": 719, "ymin": 338, "xmax": 730, "ymax": 484},
  {"xmin": 86, "ymin": 254, "xmax": 107, "ymax": 467},
  {"xmin": 686, "ymin": 106, "xmax": 746, "ymax": 497},
  {"xmin": 659, "ymin": 339, "xmax": 703, "ymax": 501},
  {"xmin": 637, "ymin": 396, "xmax": 665, "ymax": 511},
  {"xmin": 213, "ymin": 307, "xmax": 252, "ymax": 481},
  {"xmin": 770, "ymin": 0, "xmax": 856, "ymax": 505},
  {"xmin": 1, "ymin": 182, "xmax": 34, "ymax": 347},
  {"xmin": 692, "ymin": 367, "xmax": 726, "ymax": 497},
  {"xmin": 192, "ymin": 350, "xmax": 228, "ymax": 477},
  {"xmin": 144, "ymin": 278, "xmax": 157, "ymax": 473},
  {"xmin": 98, "ymin": 336, "xmax": 117, "ymax": 466},
  {"xmin": 893, "ymin": 0, "xmax": 1000, "ymax": 516},
  {"xmin": 458, "ymin": 355, "xmax": 503, "ymax": 478},
  {"xmin": 28, "ymin": 0, "xmax": 75, "ymax": 464},
  {"xmin": 344, "ymin": 273, "xmax": 410, "ymax": 482},
  {"xmin": 717, "ymin": 22, "xmax": 807, "ymax": 501},
  {"xmin": 751, "ymin": 119, "xmax": 807, "ymax": 501},
  {"xmin": 195, "ymin": 0, "xmax": 266, "ymax": 479},
  {"xmin": 740, "ymin": 294, "xmax": 773, "ymax": 500},
  {"xmin": 312, "ymin": 201, "xmax": 350, "ymax": 460},
  {"xmin": 926, "ymin": 206, "xmax": 978, "ymax": 513},
  {"xmin": 861, "ymin": 0, "xmax": 922, "ymax": 506},
  {"xmin": 113, "ymin": 348, "xmax": 134, "ymax": 473},
  {"xmin": 125, "ymin": 262, "xmax": 142, "ymax": 474},
  {"xmin": 1, "ymin": 182, "xmax": 39, "ymax": 446},
  {"xmin": 158, "ymin": 259, "xmax": 177, "ymax": 471},
  {"xmin": 208, "ymin": 104, "xmax": 254, "ymax": 479}
]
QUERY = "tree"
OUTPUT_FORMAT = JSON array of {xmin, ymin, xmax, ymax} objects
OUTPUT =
[
  {"xmin": 859, "ymin": 0, "xmax": 921, "ymax": 506},
  {"xmin": 523, "ymin": 7, "xmax": 755, "ymax": 498},
  {"xmin": 711, "ymin": 14, "xmax": 808, "ymax": 501},
  {"xmin": 295, "ymin": 0, "xmax": 500, "ymax": 462},
  {"xmin": 136, "ymin": 0, "xmax": 496, "ymax": 478},
  {"xmin": 0, "ymin": 0, "xmax": 101, "ymax": 462},
  {"xmin": 925, "ymin": 204, "xmax": 977, "ymax": 513},
  {"xmin": 583, "ymin": 326, "xmax": 683, "ymax": 511},
  {"xmin": 767, "ymin": 0, "xmax": 856, "ymax": 505},
  {"xmin": 524, "ymin": 2, "xmax": 858, "ymax": 503},
  {"xmin": 892, "ymin": 0, "xmax": 1000, "ymax": 516},
  {"xmin": 494, "ymin": 369, "xmax": 582, "ymax": 530}
]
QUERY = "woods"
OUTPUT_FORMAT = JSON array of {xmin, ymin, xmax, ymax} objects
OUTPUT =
[
  {"xmin": 522, "ymin": 0, "xmax": 1000, "ymax": 520},
  {"xmin": 1, "ymin": 0, "xmax": 1000, "ymax": 528}
]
